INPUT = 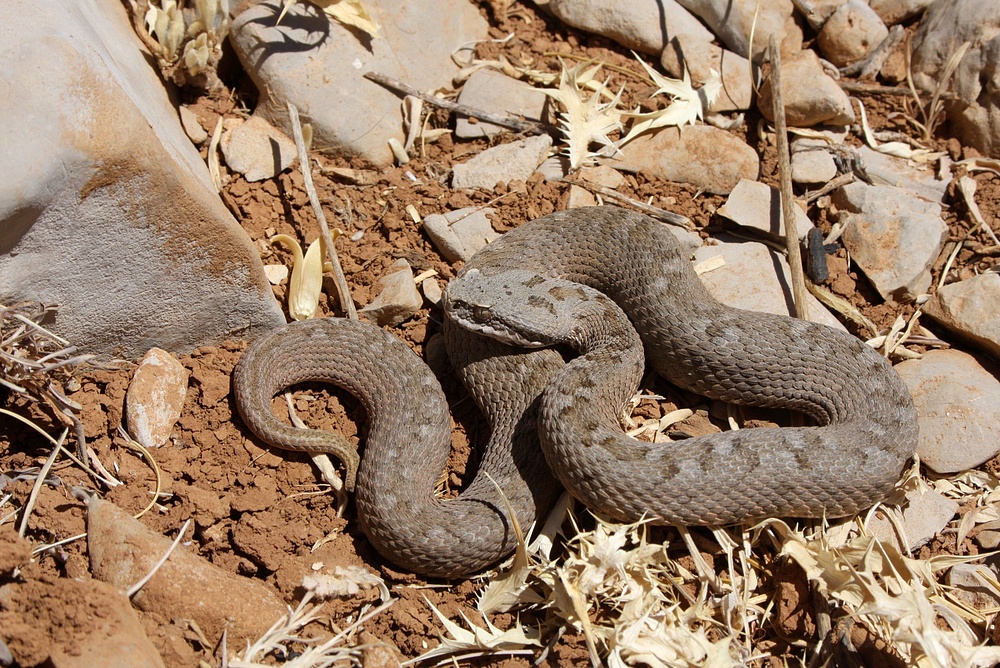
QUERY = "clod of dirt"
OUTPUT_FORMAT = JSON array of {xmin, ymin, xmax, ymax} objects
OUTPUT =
[
  {"xmin": 0, "ymin": 524, "xmax": 31, "ymax": 574},
  {"xmin": 0, "ymin": 574, "xmax": 165, "ymax": 668},
  {"xmin": 86, "ymin": 497, "xmax": 286, "ymax": 645}
]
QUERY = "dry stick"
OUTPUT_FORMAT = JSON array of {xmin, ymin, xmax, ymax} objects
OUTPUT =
[
  {"xmin": 768, "ymin": 34, "xmax": 809, "ymax": 321},
  {"xmin": 286, "ymin": 102, "xmax": 357, "ymax": 321},
  {"xmin": 837, "ymin": 81, "xmax": 958, "ymax": 101},
  {"xmin": 364, "ymin": 71, "xmax": 550, "ymax": 136},
  {"xmin": 840, "ymin": 25, "xmax": 905, "ymax": 79}
]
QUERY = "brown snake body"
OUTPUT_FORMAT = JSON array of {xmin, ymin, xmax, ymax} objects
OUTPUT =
[{"xmin": 233, "ymin": 206, "xmax": 918, "ymax": 577}]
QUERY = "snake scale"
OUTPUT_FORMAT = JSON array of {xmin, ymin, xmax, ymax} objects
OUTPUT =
[{"xmin": 233, "ymin": 206, "xmax": 918, "ymax": 578}]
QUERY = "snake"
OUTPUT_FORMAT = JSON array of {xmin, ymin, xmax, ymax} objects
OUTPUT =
[{"xmin": 232, "ymin": 206, "xmax": 918, "ymax": 578}]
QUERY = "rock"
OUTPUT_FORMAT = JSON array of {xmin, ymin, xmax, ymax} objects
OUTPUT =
[
  {"xmin": 178, "ymin": 106, "xmax": 208, "ymax": 144},
  {"xmin": 422, "ymin": 207, "xmax": 499, "ymax": 262},
  {"xmin": 421, "ymin": 277, "xmax": 442, "ymax": 305},
  {"xmin": 87, "ymin": 497, "xmax": 287, "ymax": 644},
  {"xmin": 758, "ymin": 50, "xmax": 855, "ymax": 126},
  {"xmin": 0, "ymin": 576, "xmax": 165, "ymax": 668},
  {"xmin": 817, "ymin": 0, "xmax": 889, "ymax": 67},
  {"xmin": 547, "ymin": 0, "xmax": 714, "ymax": 55},
  {"xmin": 831, "ymin": 182, "xmax": 946, "ymax": 301},
  {"xmin": 855, "ymin": 146, "xmax": 948, "ymax": 202},
  {"xmin": 0, "ymin": 0, "xmax": 284, "ymax": 359},
  {"xmin": 800, "ymin": 0, "xmax": 848, "ymax": 31},
  {"xmin": 976, "ymin": 528, "xmax": 1000, "ymax": 550},
  {"xmin": 910, "ymin": 0, "xmax": 1000, "ymax": 157},
  {"xmin": 895, "ymin": 349, "xmax": 1000, "ymax": 474},
  {"xmin": 791, "ymin": 145, "xmax": 838, "ymax": 184},
  {"xmin": 693, "ymin": 238, "xmax": 846, "ymax": 331},
  {"xmin": 947, "ymin": 563, "xmax": 1000, "ymax": 611},
  {"xmin": 125, "ymin": 348, "xmax": 190, "ymax": 449},
  {"xmin": 674, "ymin": 0, "xmax": 802, "ymax": 61},
  {"xmin": 535, "ymin": 154, "xmax": 572, "ymax": 181},
  {"xmin": 578, "ymin": 165, "xmax": 626, "ymax": 189},
  {"xmin": 717, "ymin": 179, "xmax": 815, "ymax": 241},
  {"xmin": 609, "ymin": 125, "xmax": 760, "ymax": 194},
  {"xmin": 923, "ymin": 271, "xmax": 1000, "ymax": 359},
  {"xmin": 455, "ymin": 69, "xmax": 549, "ymax": 139},
  {"xmin": 220, "ymin": 115, "xmax": 297, "ymax": 182},
  {"xmin": 867, "ymin": 488, "xmax": 959, "ymax": 551},
  {"xmin": 567, "ymin": 184, "xmax": 598, "ymax": 208},
  {"xmin": 230, "ymin": 0, "xmax": 488, "ymax": 167},
  {"xmin": 868, "ymin": 0, "xmax": 934, "ymax": 25},
  {"xmin": 359, "ymin": 259, "xmax": 422, "ymax": 327},
  {"xmin": 451, "ymin": 134, "xmax": 552, "ymax": 190},
  {"xmin": 660, "ymin": 34, "xmax": 754, "ymax": 111}
]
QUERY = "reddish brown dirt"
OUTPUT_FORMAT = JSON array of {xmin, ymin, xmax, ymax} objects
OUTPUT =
[{"xmin": 2, "ymin": 2, "xmax": 999, "ymax": 666}]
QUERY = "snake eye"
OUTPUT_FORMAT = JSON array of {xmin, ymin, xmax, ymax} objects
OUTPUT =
[{"xmin": 472, "ymin": 305, "xmax": 491, "ymax": 322}]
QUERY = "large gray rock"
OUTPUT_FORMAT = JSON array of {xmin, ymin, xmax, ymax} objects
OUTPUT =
[
  {"xmin": 758, "ymin": 50, "xmax": 855, "ymax": 126},
  {"xmin": 547, "ymin": 0, "xmax": 714, "ymax": 55},
  {"xmin": 817, "ymin": 0, "xmax": 888, "ymax": 67},
  {"xmin": 455, "ymin": 70, "xmax": 549, "ymax": 139},
  {"xmin": 910, "ymin": 0, "xmax": 1000, "ymax": 157},
  {"xmin": 832, "ymin": 182, "xmax": 947, "ymax": 301},
  {"xmin": 717, "ymin": 179, "xmax": 815, "ymax": 241},
  {"xmin": 230, "ymin": 0, "xmax": 488, "ymax": 167},
  {"xmin": 923, "ymin": 271, "xmax": 1000, "ymax": 359},
  {"xmin": 609, "ymin": 126, "xmax": 760, "ymax": 194},
  {"xmin": 674, "ymin": 0, "xmax": 802, "ymax": 61},
  {"xmin": 0, "ymin": 0, "xmax": 284, "ymax": 359},
  {"xmin": 895, "ymin": 349, "xmax": 1000, "ymax": 474}
]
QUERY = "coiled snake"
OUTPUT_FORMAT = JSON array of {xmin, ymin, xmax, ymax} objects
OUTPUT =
[{"xmin": 233, "ymin": 206, "xmax": 917, "ymax": 578}]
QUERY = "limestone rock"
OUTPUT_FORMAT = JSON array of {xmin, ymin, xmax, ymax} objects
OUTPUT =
[
  {"xmin": 660, "ymin": 34, "xmax": 754, "ymax": 111},
  {"xmin": 125, "ymin": 348, "xmax": 190, "ymax": 449},
  {"xmin": 895, "ymin": 349, "xmax": 1000, "ymax": 474},
  {"xmin": 693, "ymin": 238, "xmax": 846, "ymax": 331},
  {"xmin": 87, "ymin": 497, "xmax": 287, "ymax": 646},
  {"xmin": 578, "ymin": 165, "xmax": 626, "ymax": 189},
  {"xmin": 867, "ymin": 488, "xmax": 958, "ymax": 551},
  {"xmin": 800, "ymin": 0, "xmax": 849, "ymax": 31},
  {"xmin": 717, "ymin": 179, "xmax": 815, "ymax": 241},
  {"xmin": 455, "ymin": 69, "xmax": 549, "ymax": 139},
  {"xmin": 230, "ymin": 0, "xmax": 488, "ymax": 167},
  {"xmin": 855, "ymin": 146, "xmax": 948, "ymax": 203},
  {"xmin": 178, "ymin": 106, "xmax": 208, "ymax": 144},
  {"xmin": 359, "ymin": 259, "xmax": 422, "ymax": 327},
  {"xmin": 0, "ymin": 0, "xmax": 284, "ymax": 359},
  {"xmin": 451, "ymin": 134, "xmax": 552, "ymax": 190},
  {"xmin": 910, "ymin": 0, "xmax": 1000, "ymax": 157},
  {"xmin": 609, "ymin": 125, "xmax": 760, "ymax": 195},
  {"xmin": 567, "ymin": 184, "xmax": 598, "ymax": 208},
  {"xmin": 547, "ymin": 0, "xmax": 714, "ymax": 55},
  {"xmin": 832, "ymin": 182, "xmax": 946, "ymax": 301},
  {"xmin": 422, "ymin": 207, "xmax": 498, "ymax": 263},
  {"xmin": 791, "ymin": 146, "xmax": 838, "ymax": 184},
  {"xmin": 817, "ymin": 0, "xmax": 889, "ymax": 67},
  {"xmin": 674, "ymin": 0, "xmax": 802, "ymax": 61},
  {"xmin": 947, "ymin": 563, "xmax": 1000, "ymax": 611},
  {"xmin": 923, "ymin": 271, "xmax": 1000, "ymax": 359},
  {"xmin": 758, "ymin": 50, "xmax": 855, "ymax": 126},
  {"xmin": 220, "ymin": 115, "xmax": 297, "ymax": 182}
]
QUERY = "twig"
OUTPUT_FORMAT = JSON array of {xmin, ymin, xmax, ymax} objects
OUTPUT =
[
  {"xmin": 837, "ymin": 81, "xmax": 958, "ymax": 101},
  {"xmin": 286, "ymin": 102, "xmax": 357, "ymax": 320},
  {"xmin": 768, "ymin": 35, "xmax": 809, "ymax": 321},
  {"xmin": 840, "ymin": 25, "xmax": 905, "ymax": 79},
  {"xmin": 364, "ymin": 71, "xmax": 550, "ymax": 136},
  {"xmin": 17, "ymin": 433, "xmax": 65, "ymax": 538},
  {"xmin": 563, "ymin": 179, "xmax": 694, "ymax": 230},
  {"xmin": 127, "ymin": 518, "xmax": 192, "ymax": 598},
  {"xmin": 802, "ymin": 172, "xmax": 855, "ymax": 204}
]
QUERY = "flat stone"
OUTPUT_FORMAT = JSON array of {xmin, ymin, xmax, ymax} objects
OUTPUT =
[
  {"xmin": 856, "ymin": 146, "xmax": 948, "ymax": 203},
  {"xmin": 547, "ymin": 0, "xmax": 714, "ymax": 55},
  {"xmin": 923, "ymin": 271, "xmax": 1000, "ymax": 359},
  {"xmin": 817, "ymin": 0, "xmax": 889, "ymax": 67},
  {"xmin": 230, "ymin": 0, "xmax": 488, "ymax": 167},
  {"xmin": 947, "ymin": 563, "xmax": 1000, "ymax": 611},
  {"xmin": 867, "ymin": 488, "xmax": 959, "ymax": 551},
  {"xmin": 0, "ymin": 0, "xmax": 284, "ymax": 359},
  {"xmin": 567, "ymin": 184, "xmax": 598, "ymax": 208},
  {"xmin": 608, "ymin": 125, "xmax": 760, "ymax": 195},
  {"xmin": 911, "ymin": 0, "xmax": 1000, "ymax": 156},
  {"xmin": 832, "ymin": 182, "xmax": 946, "ymax": 301},
  {"xmin": 693, "ymin": 237, "xmax": 846, "ymax": 331},
  {"xmin": 87, "ymin": 498, "xmax": 287, "ymax": 646},
  {"xmin": 359, "ymin": 259, "xmax": 422, "ymax": 327},
  {"xmin": 758, "ymin": 50, "xmax": 855, "ymax": 127},
  {"xmin": 452, "ymin": 134, "xmax": 552, "ymax": 190},
  {"xmin": 717, "ymin": 179, "xmax": 815, "ymax": 241},
  {"xmin": 791, "ymin": 146, "xmax": 838, "ymax": 184},
  {"xmin": 422, "ymin": 207, "xmax": 498, "ymax": 262},
  {"xmin": 125, "ymin": 348, "xmax": 190, "ymax": 449},
  {"xmin": 674, "ymin": 0, "xmax": 802, "ymax": 61},
  {"xmin": 455, "ymin": 69, "xmax": 549, "ymax": 139},
  {"xmin": 660, "ymin": 34, "xmax": 754, "ymax": 111},
  {"xmin": 578, "ymin": 165, "xmax": 626, "ymax": 189},
  {"xmin": 895, "ymin": 349, "xmax": 1000, "ymax": 474},
  {"xmin": 220, "ymin": 115, "xmax": 297, "ymax": 182},
  {"xmin": 421, "ymin": 277, "xmax": 442, "ymax": 305}
]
